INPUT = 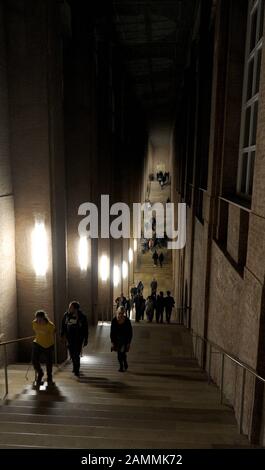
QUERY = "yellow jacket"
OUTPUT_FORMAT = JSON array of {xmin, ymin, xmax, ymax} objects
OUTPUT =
[{"xmin": 32, "ymin": 319, "xmax": 55, "ymax": 348}]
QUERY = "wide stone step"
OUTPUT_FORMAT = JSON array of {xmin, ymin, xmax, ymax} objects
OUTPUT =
[
  {"xmin": 0, "ymin": 324, "xmax": 252, "ymax": 449},
  {"xmin": 0, "ymin": 420, "xmax": 243, "ymax": 442},
  {"xmin": 0, "ymin": 405, "xmax": 235, "ymax": 423}
]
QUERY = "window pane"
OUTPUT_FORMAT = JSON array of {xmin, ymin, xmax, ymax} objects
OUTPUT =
[
  {"xmin": 248, "ymin": 151, "xmax": 255, "ymax": 195},
  {"xmin": 244, "ymin": 106, "xmax": 251, "ymax": 147},
  {"xmin": 241, "ymin": 153, "xmax": 248, "ymax": 194},
  {"xmin": 247, "ymin": 58, "xmax": 254, "ymax": 99},
  {"xmin": 251, "ymin": 100, "xmax": 259, "ymax": 145},
  {"xmin": 259, "ymin": 0, "xmax": 265, "ymax": 40},
  {"xmin": 255, "ymin": 48, "xmax": 262, "ymax": 94},
  {"xmin": 250, "ymin": 8, "xmax": 258, "ymax": 52}
]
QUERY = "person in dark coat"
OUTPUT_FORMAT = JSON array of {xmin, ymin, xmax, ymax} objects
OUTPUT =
[
  {"xmin": 164, "ymin": 291, "xmax": 175, "ymax": 323},
  {"xmin": 134, "ymin": 293, "xmax": 145, "ymax": 322},
  {"xmin": 156, "ymin": 291, "xmax": 165, "ymax": 323},
  {"xmin": 115, "ymin": 293, "xmax": 127, "ymax": 309},
  {"xmin": 61, "ymin": 301, "xmax": 88, "ymax": 377},
  {"xmin": 159, "ymin": 252, "xmax": 164, "ymax": 268},
  {"xmin": 150, "ymin": 277, "xmax": 158, "ymax": 295},
  {"xmin": 152, "ymin": 250, "xmax": 158, "ymax": 266},
  {"xmin": 110, "ymin": 306, "xmax": 133, "ymax": 372}
]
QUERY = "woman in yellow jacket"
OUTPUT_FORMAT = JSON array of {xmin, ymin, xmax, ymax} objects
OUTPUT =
[{"xmin": 32, "ymin": 310, "xmax": 55, "ymax": 385}]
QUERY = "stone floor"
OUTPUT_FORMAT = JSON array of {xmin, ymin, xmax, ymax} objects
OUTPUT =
[{"xmin": 0, "ymin": 323, "xmax": 253, "ymax": 448}]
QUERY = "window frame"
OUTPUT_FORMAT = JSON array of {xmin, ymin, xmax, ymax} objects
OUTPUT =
[{"xmin": 237, "ymin": 0, "xmax": 264, "ymax": 198}]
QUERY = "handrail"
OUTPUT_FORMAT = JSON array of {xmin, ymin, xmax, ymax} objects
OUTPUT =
[
  {"xmin": 190, "ymin": 329, "xmax": 265, "ymax": 384},
  {"xmin": 191, "ymin": 328, "xmax": 265, "ymax": 434},
  {"xmin": 0, "ymin": 334, "xmax": 58, "ymax": 399},
  {"xmin": 0, "ymin": 335, "xmax": 34, "ymax": 346}
]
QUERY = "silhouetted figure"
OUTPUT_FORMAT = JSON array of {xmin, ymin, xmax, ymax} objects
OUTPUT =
[
  {"xmin": 130, "ymin": 285, "xmax": 137, "ymax": 298},
  {"xmin": 156, "ymin": 292, "xmax": 165, "ymax": 323},
  {"xmin": 145, "ymin": 295, "xmax": 155, "ymax": 322},
  {"xmin": 134, "ymin": 293, "xmax": 145, "ymax": 322},
  {"xmin": 61, "ymin": 301, "xmax": 88, "ymax": 377},
  {"xmin": 111, "ymin": 306, "xmax": 133, "ymax": 372},
  {"xmin": 150, "ymin": 277, "xmax": 158, "ymax": 294},
  {"xmin": 115, "ymin": 293, "xmax": 127, "ymax": 309},
  {"xmin": 159, "ymin": 252, "xmax": 164, "ymax": 267},
  {"xmin": 137, "ymin": 280, "xmax": 144, "ymax": 294},
  {"xmin": 152, "ymin": 250, "xmax": 158, "ymax": 266},
  {"xmin": 164, "ymin": 291, "xmax": 175, "ymax": 324}
]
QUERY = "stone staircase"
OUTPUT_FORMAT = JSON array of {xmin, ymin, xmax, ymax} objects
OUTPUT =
[
  {"xmin": 135, "ymin": 179, "xmax": 173, "ymax": 299},
  {"xmin": 0, "ymin": 324, "xmax": 252, "ymax": 449},
  {"xmin": 134, "ymin": 251, "xmax": 173, "ymax": 298}
]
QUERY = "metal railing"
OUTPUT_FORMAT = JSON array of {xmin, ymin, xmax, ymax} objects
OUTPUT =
[
  {"xmin": 0, "ymin": 333, "xmax": 59, "ymax": 399},
  {"xmin": 191, "ymin": 329, "xmax": 265, "ymax": 434},
  {"xmin": 0, "ymin": 336, "xmax": 34, "ymax": 398}
]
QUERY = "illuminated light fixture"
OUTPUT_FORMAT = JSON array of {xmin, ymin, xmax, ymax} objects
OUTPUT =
[
  {"xmin": 32, "ymin": 221, "xmax": 48, "ymax": 276},
  {"xmin": 133, "ymin": 239, "xmax": 137, "ymax": 252},
  {"xmin": 128, "ymin": 248, "xmax": 133, "ymax": 263},
  {"xmin": 99, "ymin": 254, "xmax": 109, "ymax": 282},
  {"xmin": 113, "ymin": 265, "xmax": 121, "ymax": 287},
  {"xmin": 78, "ymin": 236, "xmax": 89, "ymax": 271},
  {"xmin": 122, "ymin": 260, "xmax": 128, "ymax": 280}
]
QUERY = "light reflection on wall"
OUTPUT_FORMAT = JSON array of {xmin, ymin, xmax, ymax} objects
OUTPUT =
[
  {"xmin": 122, "ymin": 260, "xmax": 128, "ymax": 279},
  {"xmin": 31, "ymin": 221, "xmax": 48, "ymax": 276},
  {"xmin": 99, "ymin": 254, "xmax": 110, "ymax": 282},
  {"xmin": 78, "ymin": 236, "xmax": 90, "ymax": 271},
  {"xmin": 113, "ymin": 264, "xmax": 121, "ymax": 287}
]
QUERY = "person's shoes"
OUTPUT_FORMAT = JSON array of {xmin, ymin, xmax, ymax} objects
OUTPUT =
[
  {"xmin": 47, "ymin": 377, "xmax": 55, "ymax": 386},
  {"xmin": 124, "ymin": 360, "xmax": 128, "ymax": 371},
  {"xmin": 118, "ymin": 367, "xmax": 124, "ymax": 372},
  {"xmin": 74, "ymin": 371, "xmax": 80, "ymax": 377},
  {"xmin": 36, "ymin": 370, "xmax": 44, "ymax": 385}
]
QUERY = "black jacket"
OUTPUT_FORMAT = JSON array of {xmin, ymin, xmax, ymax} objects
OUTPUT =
[
  {"xmin": 110, "ymin": 317, "xmax": 133, "ymax": 347},
  {"xmin": 61, "ymin": 310, "xmax": 88, "ymax": 345}
]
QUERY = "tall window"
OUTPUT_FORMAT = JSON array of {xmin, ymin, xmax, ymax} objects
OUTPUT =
[{"xmin": 237, "ymin": 0, "xmax": 264, "ymax": 198}]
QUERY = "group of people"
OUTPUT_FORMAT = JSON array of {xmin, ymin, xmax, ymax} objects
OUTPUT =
[
  {"xmin": 32, "ymin": 301, "xmax": 88, "ymax": 386},
  {"xmin": 157, "ymin": 171, "xmax": 170, "ymax": 188},
  {"xmin": 135, "ymin": 288, "xmax": 175, "ymax": 324},
  {"xmin": 141, "ymin": 234, "xmax": 168, "ymax": 254},
  {"xmin": 31, "ymin": 279, "xmax": 174, "ymax": 383},
  {"xmin": 31, "ymin": 299, "xmax": 133, "ymax": 384},
  {"xmin": 152, "ymin": 250, "xmax": 164, "ymax": 267},
  {"xmin": 115, "ymin": 280, "xmax": 175, "ymax": 324}
]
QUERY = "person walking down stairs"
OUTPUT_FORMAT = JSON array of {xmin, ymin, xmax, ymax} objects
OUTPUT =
[
  {"xmin": 61, "ymin": 301, "xmax": 89, "ymax": 377},
  {"xmin": 32, "ymin": 310, "xmax": 55, "ymax": 386},
  {"xmin": 156, "ymin": 292, "xmax": 165, "ymax": 324},
  {"xmin": 164, "ymin": 291, "xmax": 175, "ymax": 324},
  {"xmin": 152, "ymin": 250, "xmax": 158, "ymax": 266},
  {"xmin": 110, "ymin": 306, "xmax": 133, "ymax": 372},
  {"xmin": 150, "ymin": 277, "xmax": 158, "ymax": 295},
  {"xmin": 159, "ymin": 252, "xmax": 164, "ymax": 268}
]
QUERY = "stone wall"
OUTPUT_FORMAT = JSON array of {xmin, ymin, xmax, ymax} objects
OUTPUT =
[{"xmin": 0, "ymin": 1, "xmax": 18, "ymax": 362}]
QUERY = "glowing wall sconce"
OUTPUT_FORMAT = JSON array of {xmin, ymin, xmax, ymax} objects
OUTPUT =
[
  {"xmin": 133, "ymin": 239, "xmax": 137, "ymax": 252},
  {"xmin": 122, "ymin": 260, "xmax": 128, "ymax": 280},
  {"xmin": 113, "ymin": 265, "xmax": 121, "ymax": 287},
  {"xmin": 128, "ymin": 248, "xmax": 133, "ymax": 263},
  {"xmin": 78, "ymin": 236, "xmax": 89, "ymax": 271},
  {"xmin": 99, "ymin": 254, "xmax": 110, "ymax": 282},
  {"xmin": 31, "ymin": 221, "xmax": 48, "ymax": 276}
]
